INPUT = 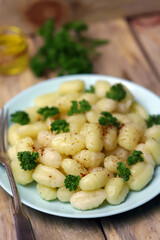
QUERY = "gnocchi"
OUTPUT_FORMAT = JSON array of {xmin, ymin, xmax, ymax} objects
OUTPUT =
[{"xmin": 7, "ymin": 79, "xmax": 160, "ymax": 211}]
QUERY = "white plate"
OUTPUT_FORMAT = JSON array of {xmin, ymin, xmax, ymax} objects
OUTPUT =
[{"xmin": 1, "ymin": 74, "xmax": 160, "ymax": 218}]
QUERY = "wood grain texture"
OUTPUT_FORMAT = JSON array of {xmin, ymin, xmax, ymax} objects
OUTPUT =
[
  {"xmin": 0, "ymin": 16, "xmax": 160, "ymax": 240},
  {"xmin": 0, "ymin": 0, "xmax": 160, "ymax": 33},
  {"xmin": 129, "ymin": 13, "xmax": 160, "ymax": 80}
]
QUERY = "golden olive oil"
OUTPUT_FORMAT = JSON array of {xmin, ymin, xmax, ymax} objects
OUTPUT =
[{"xmin": 0, "ymin": 26, "xmax": 28, "ymax": 75}]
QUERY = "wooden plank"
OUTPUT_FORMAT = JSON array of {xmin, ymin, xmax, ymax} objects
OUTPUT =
[
  {"xmin": 129, "ymin": 13, "xmax": 160, "ymax": 80},
  {"xmin": 0, "ymin": 0, "xmax": 160, "ymax": 34},
  {"xmin": 0, "ymin": 17, "xmax": 160, "ymax": 240},
  {"xmin": 0, "ymin": 188, "xmax": 105, "ymax": 240}
]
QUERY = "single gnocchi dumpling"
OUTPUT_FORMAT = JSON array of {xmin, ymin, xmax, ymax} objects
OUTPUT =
[
  {"xmin": 38, "ymin": 147, "xmax": 62, "ymax": 168},
  {"xmin": 94, "ymin": 80, "xmax": 111, "ymax": 98},
  {"xmin": 142, "ymin": 125, "xmax": 160, "ymax": 143},
  {"xmin": 70, "ymin": 189, "xmax": 106, "ymax": 210},
  {"xmin": 37, "ymin": 183, "xmax": 57, "ymax": 201},
  {"xmin": 103, "ymin": 126, "xmax": 118, "ymax": 151},
  {"xmin": 32, "ymin": 164, "xmax": 65, "ymax": 188},
  {"xmin": 11, "ymin": 157, "xmax": 34, "ymax": 185},
  {"xmin": 8, "ymin": 123, "xmax": 22, "ymax": 146},
  {"xmin": 16, "ymin": 137, "xmax": 35, "ymax": 153},
  {"xmin": 118, "ymin": 123, "xmax": 144, "ymax": 151},
  {"xmin": 135, "ymin": 143, "xmax": 155, "ymax": 167},
  {"xmin": 94, "ymin": 98, "xmax": 117, "ymax": 113},
  {"xmin": 128, "ymin": 162, "xmax": 154, "ymax": 191},
  {"xmin": 105, "ymin": 177, "xmax": 129, "ymax": 205},
  {"xmin": 85, "ymin": 123, "xmax": 103, "ymax": 152},
  {"xmin": 59, "ymin": 80, "xmax": 85, "ymax": 94},
  {"xmin": 51, "ymin": 132, "xmax": 85, "ymax": 155},
  {"xmin": 17, "ymin": 122, "xmax": 47, "ymax": 139},
  {"xmin": 79, "ymin": 169, "xmax": 108, "ymax": 191},
  {"xmin": 104, "ymin": 155, "xmax": 126, "ymax": 174},
  {"xmin": 61, "ymin": 158, "xmax": 88, "ymax": 176},
  {"xmin": 145, "ymin": 139, "xmax": 160, "ymax": 165},
  {"xmin": 57, "ymin": 186, "xmax": 75, "ymax": 202},
  {"xmin": 73, "ymin": 150, "xmax": 105, "ymax": 168},
  {"xmin": 34, "ymin": 92, "xmax": 60, "ymax": 107}
]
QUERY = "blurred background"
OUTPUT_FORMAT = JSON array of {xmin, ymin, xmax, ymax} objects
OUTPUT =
[{"xmin": 1, "ymin": 0, "xmax": 160, "ymax": 33}]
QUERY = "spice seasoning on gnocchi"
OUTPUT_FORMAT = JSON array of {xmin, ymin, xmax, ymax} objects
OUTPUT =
[{"xmin": 8, "ymin": 79, "xmax": 160, "ymax": 211}]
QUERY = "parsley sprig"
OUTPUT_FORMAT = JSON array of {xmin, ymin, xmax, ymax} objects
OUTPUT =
[
  {"xmin": 37, "ymin": 106, "xmax": 59, "ymax": 121},
  {"xmin": 11, "ymin": 111, "xmax": 30, "ymax": 125},
  {"xmin": 50, "ymin": 119, "xmax": 69, "ymax": 134},
  {"xmin": 145, "ymin": 114, "xmax": 160, "ymax": 128},
  {"xmin": 64, "ymin": 174, "xmax": 81, "ymax": 191},
  {"xmin": 68, "ymin": 99, "xmax": 91, "ymax": 116},
  {"xmin": 30, "ymin": 19, "xmax": 108, "ymax": 77},
  {"xmin": 117, "ymin": 162, "xmax": 131, "ymax": 182},
  {"xmin": 98, "ymin": 111, "xmax": 120, "ymax": 129},
  {"xmin": 17, "ymin": 151, "xmax": 39, "ymax": 171},
  {"xmin": 84, "ymin": 85, "xmax": 95, "ymax": 93},
  {"xmin": 106, "ymin": 83, "xmax": 126, "ymax": 102},
  {"xmin": 127, "ymin": 150, "xmax": 144, "ymax": 166}
]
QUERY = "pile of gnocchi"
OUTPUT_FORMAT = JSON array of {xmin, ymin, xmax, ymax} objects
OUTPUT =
[{"xmin": 8, "ymin": 79, "xmax": 160, "ymax": 211}]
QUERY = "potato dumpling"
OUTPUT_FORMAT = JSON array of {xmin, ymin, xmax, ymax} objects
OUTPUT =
[
  {"xmin": 145, "ymin": 139, "xmax": 160, "ymax": 165},
  {"xmin": 85, "ymin": 123, "xmax": 103, "ymax": 152},
  {"xmin": 59, "ymin": 80, "xmax": 85, "ymax": 94},
  {"xmin": 8, "ymin": 123, "xmax": 22, "ymax": 146},
  {"xmin": 103, "ymin": 126, "xmax": 118, "ymax": 151},
  {"xmin": 70, "ymin": 189, "xmax": 106, "ymax": 210},
  {"xmin": 118, "ymin": 123, "xmax": 144, "ymax": 151},
  {"xmin": 57, "ymin": 186, "xmax": 74, "ymax": 202},
  {"xmin": 11, "ymin": 158, "xmax": 33, "ymax": 185},
  {"xmin": 37, "ymin": 183, "xmax": 57, "ymax": 201},
  {"xmin": 128, "ymin": 162, "xmax": 154, "ymax": 191},
  {"xmin": 51, "ymin": 133, "xmax": 85, "ymax": 155},
  {"xmin": 95, "ymin": 80, "xmax": 111, "ymax": 98},
  {"xmin": 79, "ymin": 170, "xmax": 108, "ymax": 191},
  {"xmin": 61, "ymin": 158, "xmax": 88, "ymax": 176},
  {"xmin": 32, "ymin": 164, "xmax": 65, "ymax": 188},
  {"xmin": 105, "ymin": 177, "xmax": 129, "ymax": 205},
  {"xmin": 104, "ymin": 155, "xmax": 126, "ymax": 174},
  {"xmin": 142, "ymin": 125, "xmax": 160, "ymax": 143},
  {"xmin": 38, "ymin": 147, "xmax": 62, "ymax": 168},
  {"xmin": 73, "ymin": 150, "xmax": 105, "ymax": 168}
]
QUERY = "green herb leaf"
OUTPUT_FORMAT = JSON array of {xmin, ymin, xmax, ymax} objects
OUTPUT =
[
  {"xmin": 11, "ymin": 111, "xmax": 30, "ymax": 125},
  {"xmin": 68, "ymin": 99, "xmax": 91, "ymax": 116},
  {"xmin": 145, "ymin": 114, "xmax": 160, "ymax": 128},
  {"xmin": 98, "ymin": 111, "xmax": 120, "ymax": 129},
  {"xmin": 37, "ymin": 106, "xmax": 59, "ymax": 121},
  {"xmin": 117, "ymin": 162, "xmax": 131, "ymax": 182},
  {"xmin": 17, "ymin": 151, "xmax": 39, "ymax": 171},
  {"xmin": 50, "ymin": 119, "xmax": 69, "ymax": 134},
  {"xmin": 30, "ymin": 19, "xmax": 109, "ymax": 77},
  {"xmin": 127, "ymin": 150, "xmax": 144, "ymax": 166},
  {"xmin": 64, "ymin": 174, "xmax": 81, "ymax": 191},
  {"xmin": 106, "ymin": 83, "xmax": 126, "ymax": 102},
  {"xmin": 84, "ymin": 85, "xmax": 95, "ymax": 93}
]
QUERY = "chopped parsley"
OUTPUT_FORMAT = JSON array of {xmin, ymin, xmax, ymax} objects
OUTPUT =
[
  {"xmin": 117, "ymin": 162, "xmax": 131, "ymax": 182},
  {"xmin": 98, "ymin": 111, "xmax": 120, "ymax": 129},
  {"xmin": 30, "ymin": 19, "xmax": 108, "ymax": 77},
  {"xmin": 68, "ymin": 99, "xmax": 91, "ymax": 116},
  {"xmin": 37, "ymin": 106, "xmax": 59, "ymax": 121},
  {"xmin": 145, "ymin": 114, "xmax": 160, "ymax": 128},
  {"xmin": 17, "ymin": 151, "xmax": 39, "ymax": 171},
  {"xmin": 50, "ymin": 119, "xmax": 69, "ymax": 134},
  {"xmin": 11, "ymin": 111, "xmax": 30, "ymax": 125},
  {"xmin": 84, "ymin": 85, "xmax": 95, "ymax": 93},
  {"xmin": 64, "ymin": 174, "xmax": 81, "ymax": 191},
  {"xmin": 127, "ymin": 150, "xmax": 144, "ymax": 166},
  {"xmin": 106, "ymin": 83, "xmax": 126, "ymax": 101}
]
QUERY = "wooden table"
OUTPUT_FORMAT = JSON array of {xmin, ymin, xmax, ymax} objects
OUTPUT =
[{"xmin": 1, "ymin": 11, "xmax": 160, "ymax": 240}]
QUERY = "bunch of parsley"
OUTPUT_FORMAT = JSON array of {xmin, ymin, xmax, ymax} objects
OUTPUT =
[{"xmin": 30, "ymin": 19, "xmax": 109, "ymax": 76}]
